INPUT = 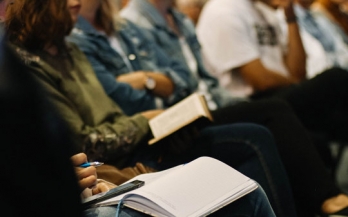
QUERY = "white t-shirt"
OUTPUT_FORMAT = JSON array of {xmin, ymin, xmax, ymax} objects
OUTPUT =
[
  {"xmin": 297, "ymin": 28, "xmax": 332, "ymax": 78},
  {"xmin": 276, "ymin": 5, "xmax": 348, "ymax": 78},
  {"xmin": 197, "ymin": 0, "xmax": 289, "ymax": 98}
]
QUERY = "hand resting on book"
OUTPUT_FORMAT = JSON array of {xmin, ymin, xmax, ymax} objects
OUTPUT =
[{"xmin": 141, "ymin": 109, "xmax": 164, "ymax": 120}]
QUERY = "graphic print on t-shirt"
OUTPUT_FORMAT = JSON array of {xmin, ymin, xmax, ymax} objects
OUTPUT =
[{"xmin": 255, "ymin": 24, "xmax": 278, "ymax": 46}]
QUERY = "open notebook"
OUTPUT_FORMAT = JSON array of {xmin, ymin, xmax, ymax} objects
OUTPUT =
[{"xmin": 93, "ymin": 157, "xmax": 258, "ymax": 217}]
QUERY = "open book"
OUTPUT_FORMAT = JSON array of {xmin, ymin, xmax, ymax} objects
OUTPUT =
[
  {"xmin": 94, "ymin": 157, "xmax": 258, "ymax": 217},
  {"xmin": 149, "ymin": 93, "xmax": 213, "ymax": 145}
]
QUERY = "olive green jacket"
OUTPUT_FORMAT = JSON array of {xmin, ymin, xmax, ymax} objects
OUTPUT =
[{"xmin": 14, "ymin": 43, "xmax": 151, "ymax": 167}]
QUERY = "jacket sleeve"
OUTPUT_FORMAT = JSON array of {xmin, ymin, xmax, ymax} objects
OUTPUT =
[
  {"xmin": 134, "ymin": 24, "xmax": 191, "ymax": 105},
  {"xmin": 28, "ymin": 64, "xmax": 151, "ymax": 164},
  {"xmin": 67, "ymin": 33, "xmax": 157, "ymax": 116}
]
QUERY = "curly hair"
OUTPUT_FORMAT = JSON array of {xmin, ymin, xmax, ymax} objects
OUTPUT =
[{"xmin": 5, "ymin": 0, "xmax": 73, "ymax": 51}]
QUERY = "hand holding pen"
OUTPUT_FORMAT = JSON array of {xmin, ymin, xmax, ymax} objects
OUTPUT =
[
  {"xmin": 71, "ymin": 153, "xmax": 100, "ymax": 190},
  {"xmin": 80, "ymin": 161, "xmax": 104, "ymax": 168},
  {"xmin": 71, "ymin": 153, "xmax": 114, "ymax": 196}
]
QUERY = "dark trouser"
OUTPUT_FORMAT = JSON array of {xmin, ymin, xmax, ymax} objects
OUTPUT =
[
  {"xmin": 134, "ymin": 123, "xmax": 298, "ymax": 217},
  {"xmin": 255, "ymin": 67, "xmax": 348, "ymax": 142},
  {"xmin": 84, "ymin": 187, "xmax": 276, "ymax": 217},
  {"xmin": 211, "ymin": 98, "xmax": 341, "ymax": 215}
]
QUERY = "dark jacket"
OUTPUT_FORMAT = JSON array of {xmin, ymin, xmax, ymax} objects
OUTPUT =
[{"xmin": 0, "ymin": 39, "xmax": 83, "ymax": 216}]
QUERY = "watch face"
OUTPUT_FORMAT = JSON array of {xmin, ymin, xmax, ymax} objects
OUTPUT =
[{"xmin": 146, "ymin": 76, "xmax": 156, "ymax": 90}]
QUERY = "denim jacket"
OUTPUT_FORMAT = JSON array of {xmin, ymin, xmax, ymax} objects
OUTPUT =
[
  {"xmin": 121, "ymin": 0, "xmax": 239, "ymax": 108},
  {"xmin": 67, "ymin": 16, "xmax": 190, "ymax": 115}
]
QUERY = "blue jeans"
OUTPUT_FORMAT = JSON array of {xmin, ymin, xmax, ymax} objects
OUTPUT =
[
  {"xmin": 84, "ymin": 187, "xmax": 275, "ymax": 217},
  {"xmin": 132, "ymin": 123, "xmax": 297, "ymax": 217}
]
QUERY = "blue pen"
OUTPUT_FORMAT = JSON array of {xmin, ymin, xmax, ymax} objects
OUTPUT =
[{"xmin": 80, "ymin": 162, "xmax": 104, "ymax": 168}]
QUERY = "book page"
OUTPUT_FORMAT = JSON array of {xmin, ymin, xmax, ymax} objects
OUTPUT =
[{"xmin": 149, "ymin": 93, "xmax": 208, "ymax": 140}]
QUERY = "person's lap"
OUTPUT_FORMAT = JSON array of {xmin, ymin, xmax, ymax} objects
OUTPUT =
[
  {"xmin": 253, "ymin": 68, "xmax": 348, "ymax": 141},
  {"xmin": 83, "ymin": 187, "xmax": 276, "ymax": 217},
  {"xmin": 130, "ymin": 123, "xmax": 296, "ymax": 217},
  {"xmin": 211, "ymin": 98, "xmax": 341, "ymax": 213}
]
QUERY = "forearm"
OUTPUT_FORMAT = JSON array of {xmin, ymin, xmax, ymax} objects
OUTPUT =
[
  {"xmin": 107, "ymin": 82, "xmax": 157, "ymax": 116},
  {"xmin": 251, "ymin": 71, "xmax": 296, "ymax": 91},
  {"xmin": 117, "ymin": 71, "xmax": 175, "ymax": 98},
  {"xmin": 239, "ymin": 59, "xmax": 297, "ymax": 91},
  {"xmin": 146, "ymin": 72, "xmax": 174, "ymax": 98},
  {"xmin": 284, "ymin": 7, "xmax": 307, "ymax": 80},
  {"xmin": 81, "ymin": 114, "xmax": 151, "ymax": 163}
]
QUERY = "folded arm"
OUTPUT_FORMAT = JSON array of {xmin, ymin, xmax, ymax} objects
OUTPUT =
[
  {"xmin": 239, "ymin": 59, "xmax": 297, "ymax": 91},
  {"xmin": 117, "ymin": 71, "xmax": 174, "ymax": 98}
]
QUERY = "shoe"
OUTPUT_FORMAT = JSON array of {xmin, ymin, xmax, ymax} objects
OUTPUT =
[{"xmin": 320, "ymin": 207, "xmax": 348, "ymax": 217}]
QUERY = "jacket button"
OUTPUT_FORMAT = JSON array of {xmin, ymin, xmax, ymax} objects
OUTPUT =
[{"xmin": 128, "ymin": 54, "xmax": 136, "ymax": 60}]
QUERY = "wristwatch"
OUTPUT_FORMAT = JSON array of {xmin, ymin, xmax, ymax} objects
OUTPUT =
[{"xmin": 145, "ymin": 75, "xmax": 156, "ymax": 91}]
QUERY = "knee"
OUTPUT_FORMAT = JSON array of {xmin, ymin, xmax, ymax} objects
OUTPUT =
[
  {"xmin": 239, "ymin": 124, "xmax": 276, "ymax": 147},
  {"xmin": 201, "ymin": 123, "xmax": 274, "ymax": 144},
  {"xmin": 323, "ymin": 67, "xmax": 348, "ymax": 75},
  {"xmin": 321, "ymin": 67, "xmax": 348, "ymax": 84},
  {"xmin": 218, "ymin": 123, "xmax": 277, "ymax": 152}
]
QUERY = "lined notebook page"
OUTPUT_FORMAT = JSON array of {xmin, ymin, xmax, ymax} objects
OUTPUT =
[
  {"xmin": 98, "ymin": 157, "xmax": 257, "ymax": 217},
  {"xmin": 130, "ymin": 157, "xmax": 255, "ymax": 216}
]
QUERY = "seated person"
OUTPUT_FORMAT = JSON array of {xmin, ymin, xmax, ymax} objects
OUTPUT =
[
  {"xmin": 195, "ymin": 0, "xmax": 348, "ymax": 99},
  {"xmin": 312, "ymin": 0, "xmax": 348, "ymax": 43},
  {"xmin": 197, "ymin": 0, "xmax": 306, "ymax": 97},
  {"xmin": 121, "ymin": 0, "xmax": 348, "ymax": 216},
  {"xmin": 277, "ymin": 0, "xmax": 348, "ymax": 78},
  {"xmin": 121, "ymin": 0, "xmax": 348, "ymax": 149},
  {"xmin": 196, "ymin": 0, "xmax": 348, "ymax": 149},
  {"xmin": 70, "ymin": 3, "xmax": 346, "ymax": 216},
  {"xmin": 72, "ymin": 153, "xmax": 276, "ymax": 217},
  {"xmin": 4, "ymin": 0, "xmax": 297, "ymax": 216},
  {"xmin": 68, "ymin": 0, "xmax": 190, "ymax": 115},
  {"xmin": 0, "ymin": 29, "xmax": 83, "ymax": 217},
  {"xmin": 0, "ymin": 33, "xmax": 275, "ymax": 217}
]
